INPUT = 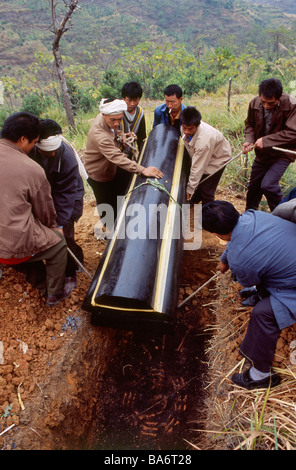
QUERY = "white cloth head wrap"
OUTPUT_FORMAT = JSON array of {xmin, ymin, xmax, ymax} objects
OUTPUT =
[
  {"xmin": 35, "ymin": 134, "xmax": 63, "ymax": 152},
  {"xmin": 99, "ymin": 99, "xmax": 127, "ymax": 115}
]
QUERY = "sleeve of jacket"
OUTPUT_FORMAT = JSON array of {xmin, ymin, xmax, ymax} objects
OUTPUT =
[
  {"xmin": 137, "ymin": 115, "xmax": 147, "ymax": 151},
  {"xmin": 29, "ymin": 169, "xmax": 57, "ymax": 228},
  {"xmin": 244, "ymin": 100, "xmax": 256, "ymax": 144},
  {"xmin": 52, "ymin": 144, "xmax": 85, "ymax": 227},
  {"xmin": 262, "ymin": 105, "xmax": 296, "ymax": 148},
  {"xmin": 186, "ymin": 138, "xmax": 216, "ymax": 195},
  {"xmin": 153, "ymin": 107, "xmax": 161, "ymax": 128}
]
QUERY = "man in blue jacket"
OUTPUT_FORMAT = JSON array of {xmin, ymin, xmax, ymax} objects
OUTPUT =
[
  {"xmin": 202, "ymin": 200, "xmax": 296, "ymax": 390},
  {"xmin": 30, "ymin": 119, "xmax": 84, "ymax": 294},
  {"xmin": 153, "ymin": 84, "xmax": 186, "ymax": 135}
]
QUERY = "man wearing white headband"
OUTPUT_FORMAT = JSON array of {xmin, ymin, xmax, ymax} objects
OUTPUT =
[
  {"xmin": 35, "ymin": 134, "xmax": 63, "ymax": 152},
  {"xmin": 30, "ymin": 119, "xmax": 84, "ymax": 297},
  {"xmin": 0, "ymin": 112, "xmax": 70, "ymax": 307},
  {"xmin": 84, "ymin": 98, "xmax": 163, "ymax": 215}
]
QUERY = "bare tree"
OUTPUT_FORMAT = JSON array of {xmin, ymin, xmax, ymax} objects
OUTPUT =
[{"xmin": 50, "ymin": 0, "xmax": 79, "ymax": 131}]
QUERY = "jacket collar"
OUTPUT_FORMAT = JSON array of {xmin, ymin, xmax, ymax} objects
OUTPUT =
[
  {"xmin": 253, "ymin": 93, "xmax": 291, "ymax": 112},
  {"xmin": 0, "ymin": 138, "xmax": 27, "ymax": 155}
]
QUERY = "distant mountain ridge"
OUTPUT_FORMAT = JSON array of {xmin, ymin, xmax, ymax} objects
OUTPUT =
[
  {"xmin": 0, "ymin": 0, "xmax": 295, "ymax": 76},
  {"xmin": 244, "ymin": 0, "xmax": 296, "ymax": 14}
]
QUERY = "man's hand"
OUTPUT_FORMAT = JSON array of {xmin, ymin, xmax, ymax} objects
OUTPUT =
[
  {"xmin": 254, "ymin": 137, "xmax": 264, "ymax": 149},
  {"xmin": 242, "ymin": 141, "xmax": 254, "ymax": 154},
  {"xmin": 186, "ymin": 192, "xmax": 192, "ymax": 201},
  {"xmin": 142, "ymin": 167, "xmax": 164, "ymax": 179},
  {"xmin": 218, "ymin": 260, "xmax": 229, "ymax": 274},
  {"xmin": 125, "ymin": 132, "xmax": 137, "ymax": 141}
]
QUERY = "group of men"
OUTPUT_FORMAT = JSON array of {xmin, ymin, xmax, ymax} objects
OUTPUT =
[
  {"xmin": 1, "ymin": 77, "xmax": 296, "ymax": 390},
  {"xmin": 0, "ymin": 114, "xmax": 85, "ymax": 306}
]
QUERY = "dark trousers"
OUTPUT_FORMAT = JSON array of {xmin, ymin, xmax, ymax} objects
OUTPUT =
[
  {"xmin": 246, "ymin": 158, "xmax": 290, "ymax": 211},
  {"xmin": 239, "ymin": 296, "xmax": 281, "ymax": 372},
  {"xmin": 190, "ymin": 168, "xmax": 225, "ymax": 205},
  {"xmin": 12, "ymin": 236, "xmax": 67, "ymax": 297},
  {"xmin": 87, "ymin": 167, "xmax": 132, "ymax": 219}
]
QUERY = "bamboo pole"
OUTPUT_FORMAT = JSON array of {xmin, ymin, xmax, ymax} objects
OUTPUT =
[
  {"xmin": 197, "ymin": 151, "xmax": 243, "ymax": 186},
  {"xmin": 67, "ymin": 247, "xmax": 93, "ymax": 279},
  {"xmin": 178, "ymin": 272, "xmax": 220, "ymax": 308},
  {"xmin": 272, "ymin": 147, "xmax": 296, "ymax": 156}
]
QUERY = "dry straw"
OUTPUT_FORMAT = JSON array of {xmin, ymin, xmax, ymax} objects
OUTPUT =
[{"xmin": 189, "ymin": 273, "xmax": 296, "ymax": 450}]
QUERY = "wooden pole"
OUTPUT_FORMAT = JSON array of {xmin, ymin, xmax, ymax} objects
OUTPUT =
[{"xmin": 178, "ymin": 272, "xmax": 220, "ymax": 308}]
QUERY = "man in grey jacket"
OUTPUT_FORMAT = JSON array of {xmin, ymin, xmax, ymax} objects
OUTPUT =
[
  {"xmin": 202, "ymin": 200, "xmax": 296, "ymax": 390},
  {"xmin": 0, "ymin": 112, "xmax": 74, "ymax": 306}
]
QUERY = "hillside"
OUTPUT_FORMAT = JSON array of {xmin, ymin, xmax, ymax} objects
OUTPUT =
[
  {"xmin": 1, "ymin": 0, "xmax": 295, "ymax": 76},
  {"xmin": 244, "ymin": 0, "xmax": 296, "ymax": 14}
]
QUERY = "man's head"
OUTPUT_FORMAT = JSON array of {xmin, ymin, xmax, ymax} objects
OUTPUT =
[
  {"xmin": 100, "ymin": 98, "xmax": 127, "ymax": 130},
  {"xmin": 202, "ymin": 201, "xmax": 240, "ymax": 239},
  {"xmin": 164, "ymin": 84, "xmax": 183, "ymax": 115},
  {"xmin": 35, "ymin": 119, "xmax": 63, "ymax": 157},
  {"xmin": 1, "ymin": 112, "xmax": 41, "ymax": 154},
  {"xmin": 180, "ymin": 106, "xmax": 201, "ymax": 138},
  {"xmin": 259, "ymin": 78, "xmax": 283, "ymax": 110},
  {"xmin": 122, "ymin": 82, "xmax": 143, "ymax": 114}
]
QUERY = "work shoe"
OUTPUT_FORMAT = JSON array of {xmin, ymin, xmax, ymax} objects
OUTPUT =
[
  {"xmin": 46, "ymin": 277, "xmax": 76, "ymax": 307},
  {"xmin": 239, "ymin": 286, "xmax": 258, "ymax": 298},
  {"xmin": 46, "ymin": 290, "xmax": 69, "ymax": 306},
  {"xmin": 241, "ymin": 293, "xmax": 262, "ymax": 306},
  {"xmin": 231, "ymin": 368, "xmax": 281, "ymax": 390},
  {"xmin": 64, "ymin": 274, "xmax": 77, "ymax": 297}
]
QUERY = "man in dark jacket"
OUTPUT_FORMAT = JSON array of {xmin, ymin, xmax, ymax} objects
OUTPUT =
[
  {"xmin": 30, "ymin": 119, "xmax": 84, "ymax": 294},
  {"xmin": 153, "ymin": 84, "xmax": 186, "ymax": 135},
  {"xmin": 243, "ymin": 77, "xmax": 296, "ymax": 211}
]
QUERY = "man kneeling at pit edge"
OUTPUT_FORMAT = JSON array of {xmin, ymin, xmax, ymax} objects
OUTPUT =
[{"xmin": 202, "ymin": 200, "xmax": 296, "ymax": 390}]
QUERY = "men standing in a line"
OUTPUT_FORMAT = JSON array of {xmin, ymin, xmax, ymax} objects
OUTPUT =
[
  {"xmin": 243, "ymin": 77, "xmax": 296, "ymax": 211},
  {"xmin": 0, "ymin": 112, "xmax": 73, "ymax": 306},
  {"xmin": 180, "ymin": 106, "xmax": 231, "ymax": 204},
  {"xmin": 30, "ymin": 119, "xmax": 84, "ymax": 295},
  {"xmin": 153, "ymin": 84, "xmax": 186, "ymax": 135}
]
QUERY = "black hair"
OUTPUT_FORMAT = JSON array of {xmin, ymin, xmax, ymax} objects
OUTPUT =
[
  {"xmin": 121, "ymin": 82, "xmax": 143, "ymax": 99},
  {"xmin": 180, "ymin": 106, "xmax": 201, "ymax": 127},
  {"xmin": 102, "ymin": 97, "xmax": 116, "ymax": 104},
  {"xmin": 258, "ymin": 78, "xmax": 283, "ymax": 100},
  {"xmin": 164, "ymin": 84, "xmax": 183, "ymax": 99},
  {"xmin": 1, "ymin": 112, "xmax": 41, "ymax": 142},
  {"xmin": 39, "ymin": 119, "xmax": 62, "ymax": 140},
  {"xmin": 202, "ymin": 201, "xmax": 240, "ymax": 234}
]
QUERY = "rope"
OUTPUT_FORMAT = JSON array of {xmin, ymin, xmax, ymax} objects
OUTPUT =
[{"xmin": 126, "ymin": 178, "xmax": 182, "ymax": 211}]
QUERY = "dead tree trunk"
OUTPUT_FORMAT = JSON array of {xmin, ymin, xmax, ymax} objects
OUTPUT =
[{"xmin": 51, "ymin": 0, "xmax": 79, "ymax": 131}]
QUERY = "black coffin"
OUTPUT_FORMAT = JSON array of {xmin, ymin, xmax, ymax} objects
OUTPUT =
[{"xmin": 82, "ymin": 124, "xmax": 188, "ymax": 331}]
